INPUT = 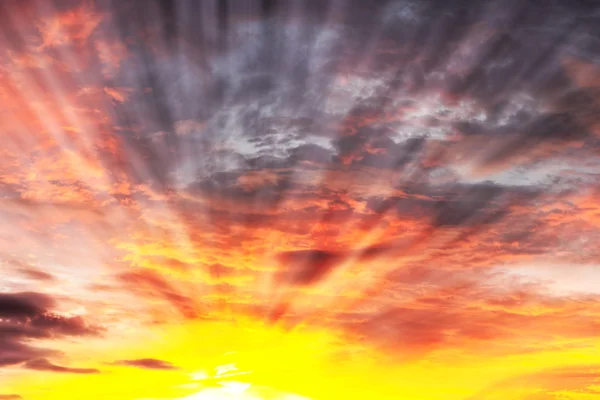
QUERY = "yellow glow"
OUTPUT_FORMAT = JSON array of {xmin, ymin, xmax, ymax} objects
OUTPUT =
[{"xmin": 4, "ymin": 316, "xmax": 600, "ymax": 399}]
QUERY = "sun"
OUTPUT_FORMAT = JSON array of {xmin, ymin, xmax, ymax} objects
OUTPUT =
[
  {"xmin": 181, "ymin": 380, "xmax": 312, "ymax": 400},
  {"xmin": 181, "ymin": 363, "xmax": 312, "ymax": 400},
  {"xmin": 181, "ymin": 383, "xmax": 257, "ymax": 400}
]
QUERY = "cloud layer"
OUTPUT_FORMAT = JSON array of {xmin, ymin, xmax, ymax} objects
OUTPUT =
[{"xmin": 1, "ymin": 0, "xmax": 600, "ymax": 399}]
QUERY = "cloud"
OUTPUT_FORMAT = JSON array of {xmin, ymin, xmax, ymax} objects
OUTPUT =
[
  {"xmin": 0, "ymin": 292, "xmax": 54, "ymax": 318},
  {"xmin": 117, "ymin": 270, "xmax": 199, "ymax": 319},
  {"xmin": 112, "ymin": 358, "xmax": 178, "ymax": 370},
  {"xmin": 16, "ymin": 268, "xmax": 56, "ymax": 282},
  {"xmin": 275, "ymin": 250, "xmax": 346, "ymax": 286},
  {"xmin": 0, "ymin": 292, "xmax": 102, "ymax": 369},
  {"xmin": 328, "ymin": 262, "xmax": 600, "ymax": 358},
  {"xmin": 24, "ymin": 359, "xmax": 100, "ymax": 374},
  {"xmin": 36, "ymin": 4, "xmax": 103, "ymax": 48},
  {"xmin": 1, "ymin": 0, "xmax": 600, "ymax": 397},
  {"xmin": 103, "ymin": 87, "xmax": 129, "ymax": 103},
  {"xmin": 0, "ymin": 339, "xmax": 56, "ymax": 368},
  {"xmin": 6, "ymin": 260, "xmax": 56, "ymax": 282},
  {"xmin": 467, "ymin": 364, "xmax": 600, "ymax": 399}
]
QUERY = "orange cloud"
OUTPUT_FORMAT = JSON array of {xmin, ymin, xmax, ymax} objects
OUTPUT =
[{"xmin": 36, "ymin": 5, "xmax": 103, "ymax": 48}]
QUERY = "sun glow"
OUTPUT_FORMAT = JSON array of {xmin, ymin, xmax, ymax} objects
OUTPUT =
[
  {"xmin": 6, "ymin": 315, "xmax": 600, "ymax": 400},
  {"xmin": 178, "ymin": 381, "xmax": 312, "ymax": 400}
]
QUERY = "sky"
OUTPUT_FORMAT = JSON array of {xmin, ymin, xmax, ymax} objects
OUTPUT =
[{"xmin": 1, "ymin": 0, "xmax": 600, "ymax": 399}]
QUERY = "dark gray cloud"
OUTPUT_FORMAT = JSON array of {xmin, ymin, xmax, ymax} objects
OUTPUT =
[
  {"xmin": 0, "ymin": 339, "xmax": 57, "ymax": 368},
  {"xmin": 276, "ymin": 249, "xmax": 345, "ymax": 286},
  {"xmin": 24, "ymin": 359, "xmax": 100, "ymax": 374},
  {"xmin": 78, "ymin": 0, "xmax": 599, "ymax": 203},
  {"xmin": 112, "ymin": 358, "xmax": 178, "ymax": 370},
  {"xmin": 0, "ymin": 293, "xmax": 53, "ymax": 319},
  {"xmin": 0, "ymin": 292, "xmax": 102, "ymax": 369}
]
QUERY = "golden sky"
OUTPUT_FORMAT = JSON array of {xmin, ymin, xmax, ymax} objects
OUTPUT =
[{"xmin": 2, "ymin": 0, "xmax": 600, "ymax": 399}]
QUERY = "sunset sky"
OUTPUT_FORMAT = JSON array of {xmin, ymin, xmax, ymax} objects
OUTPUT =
[{"xmin": 1, "ymin": 0, "xmax": 600, "ymax": 399}]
